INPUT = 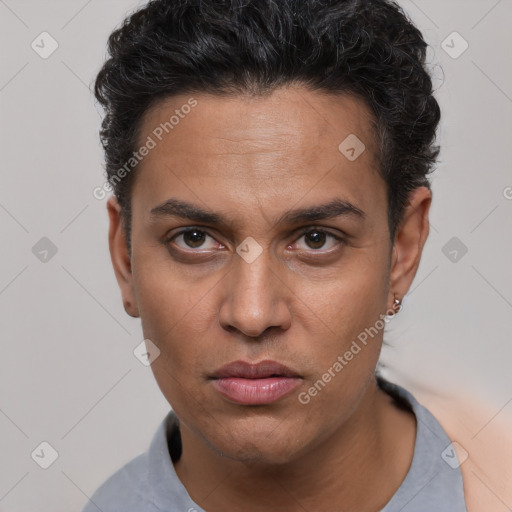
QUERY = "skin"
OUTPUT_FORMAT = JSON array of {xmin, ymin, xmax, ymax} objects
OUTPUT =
[{"xmin": 107, "ymin": 84, "xmax": 431, "ymax": 512}]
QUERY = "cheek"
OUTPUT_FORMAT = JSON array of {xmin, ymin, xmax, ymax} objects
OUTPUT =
[
  {"xmin": 133, "ymin": 240, "xmax": 211, "ymax": 329},
  {"xmin": 292, "ymin": 252, "xmax": 389, "ymax": 395},
  {"xmin": 296, "ymin": 248, "xmax": 390, "ymax": 343},
  {"xmin": 294, "ymin": 291, "xmax": 384, "ymax": 430},
  {"xmin": 136, "ymin": 271, "xmax": 212, "ymax": 414},
  {"xmin": 132, "ymin": 254, "xmax": 212, "ymax": 373}
]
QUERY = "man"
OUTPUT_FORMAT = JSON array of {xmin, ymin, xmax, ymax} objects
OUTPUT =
[{"xmin": 85, "ymin": 0, "xmax": 468, "ymax": 510}]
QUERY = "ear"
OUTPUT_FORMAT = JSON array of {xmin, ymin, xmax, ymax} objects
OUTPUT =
[
  {"xmin": 388, "ymin": 187, "xmax": 432, "ymax": 309},
  {"xmin": 107, "ymin": 196, "xmax": 140, "ymax": 318}
]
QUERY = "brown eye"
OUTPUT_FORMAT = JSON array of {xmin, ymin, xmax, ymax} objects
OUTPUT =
[
  {"xmin": 294, "ymin": 228, "xmax": 342, "ymax": 252},
  {"xmin": 169, "ymin": 228, "xmax": 220, "ymax": 251},
  {"xmin": 182, "ymin": 229, "xmax": 206, "ymax": 248},
  {"xmin": 304, "ymin": 230, "xmax": 327, "ymax": 249}
]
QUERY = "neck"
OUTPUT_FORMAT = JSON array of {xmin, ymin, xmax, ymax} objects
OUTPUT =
[{"xmin": 174, "ymin": 379, "xmax": 416, "ymax": 512}]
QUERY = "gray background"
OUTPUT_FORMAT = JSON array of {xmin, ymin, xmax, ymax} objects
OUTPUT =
[{"xmin": 0, "ymin": 1, "xmax": 510, "ymax": 510}]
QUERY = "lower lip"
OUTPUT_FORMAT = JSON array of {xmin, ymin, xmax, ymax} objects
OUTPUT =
[{"xmin": 211, "ymin": 377, "xmax": 302, "ymax": 405}]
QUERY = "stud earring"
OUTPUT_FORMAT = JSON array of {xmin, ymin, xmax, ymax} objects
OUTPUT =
[{"xmin": 393, "ymin": 296, "xmax": 403, "ymax": 314}]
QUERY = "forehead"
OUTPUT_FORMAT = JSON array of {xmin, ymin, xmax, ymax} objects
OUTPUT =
[{"xmin": 132, "ymin": 85, "xmax": 385, "ymax": 227}]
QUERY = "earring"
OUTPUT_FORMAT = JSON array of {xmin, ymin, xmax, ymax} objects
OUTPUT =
[
  {"xmin": 384, "ymin": 296, "xmax": 403, "ymax": 320},
  {"xmin": 393, "ymin": 296, "xmax": 403, "ymax": 314}
]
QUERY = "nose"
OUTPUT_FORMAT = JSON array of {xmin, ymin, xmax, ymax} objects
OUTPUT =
[{"xmin": 218, "ymin": 249, "xmax": 292, "ymax": 338}]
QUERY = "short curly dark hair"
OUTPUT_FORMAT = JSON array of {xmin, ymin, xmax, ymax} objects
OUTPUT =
[{"xmin": 94, "ymin": 0, "xmax": 441, "ymax": 248}]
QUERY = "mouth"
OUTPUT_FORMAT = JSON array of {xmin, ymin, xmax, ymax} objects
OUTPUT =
[{"xmin": 209, "ymin": 360, "xmax": 303, "ymax": 405}]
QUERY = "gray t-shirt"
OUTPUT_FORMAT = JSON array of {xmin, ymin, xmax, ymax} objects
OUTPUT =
[{"xmin": 82, "ymin": 380, "xmax": 468, "ymax": 511}]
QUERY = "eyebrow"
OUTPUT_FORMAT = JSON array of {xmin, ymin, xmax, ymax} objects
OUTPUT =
[{"xmin": 149, "ymin": 197, "xmax": 365, "ymax": 227}]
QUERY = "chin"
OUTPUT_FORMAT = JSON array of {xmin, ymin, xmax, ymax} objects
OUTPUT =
[
  {"xmin": 202, "ymin": 418, "xmax": 310, "ymax": 467},
  {"xmin": 218, "ymin": 440, "xmax": 301, "ymax": 466}
]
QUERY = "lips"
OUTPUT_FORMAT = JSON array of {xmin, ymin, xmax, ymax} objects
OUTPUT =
[
  {"xmin": 211, "ymin": 360, "xmax": 300, "ymax": 379},
  {"xmin": 210, "ymin": 360, "xmax": 302, "ymax": 405}
]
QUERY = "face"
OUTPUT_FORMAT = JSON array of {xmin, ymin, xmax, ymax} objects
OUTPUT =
[{"xmin": 108, "ymin": 85, "xmax": 430, "ymax": 465}]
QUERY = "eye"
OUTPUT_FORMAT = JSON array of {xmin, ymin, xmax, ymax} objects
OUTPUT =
[
  {"xmin": 166, "ymin": 227, "xmax": 343, "ymax": 254},
  {"xmin": 293, "ymin": 228, "xmax": 342, "ymax": 251},
  {"xmin": 169, "ymin": 228, "xmax": 222, "ymax": 251}
]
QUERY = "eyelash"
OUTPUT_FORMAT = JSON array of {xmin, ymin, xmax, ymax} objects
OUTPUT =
[{"xmin": 165, "ymin": 226, "xmax": 344, "ymax": 253}]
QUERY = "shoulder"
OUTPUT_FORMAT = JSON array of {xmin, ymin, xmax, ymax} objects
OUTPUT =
[
  {"xmin": 81, "ymin": 412, "xmax": 178, "ymax": 512},
  {"xmin": 82, "ymin": 451, "xmax": 155, "ymax": 512},
  {"xmin": 81, "ymin": 410, "xmax": 203, "ymax": 512},
  {"xmin": 406, "ymin": 387, "xmax": 512, "ymax": 512},
  {"xmin": 378, "ymin": 378, "xmax": 468, "ymax": 512}
]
